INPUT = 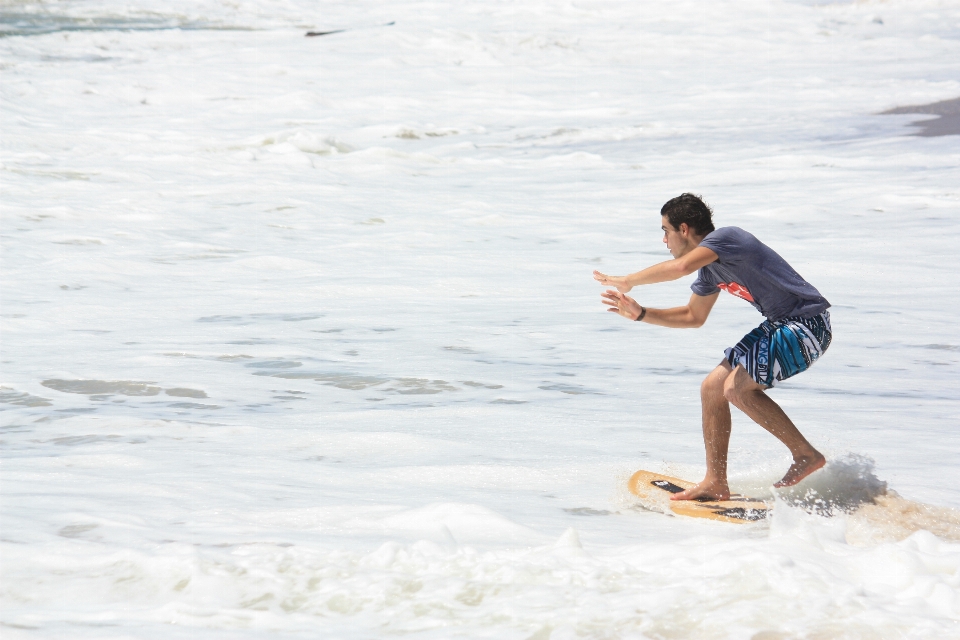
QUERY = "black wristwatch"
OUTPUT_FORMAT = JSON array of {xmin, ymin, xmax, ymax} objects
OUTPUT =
[{"xmin": 635, "ymin": 306, "xmax": 646, "ymax": 321}]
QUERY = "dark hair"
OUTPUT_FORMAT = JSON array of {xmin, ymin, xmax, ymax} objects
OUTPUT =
[{"xmin": 660, "ymin": 193, "xmax": 715, "ymax": 236}]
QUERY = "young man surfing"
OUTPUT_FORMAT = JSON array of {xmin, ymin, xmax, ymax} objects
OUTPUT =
[{"xmin": 594, "ymin": 193, "xmax": 831, "ymax": 501}]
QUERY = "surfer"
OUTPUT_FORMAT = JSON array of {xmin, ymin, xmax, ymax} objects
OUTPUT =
[{"xmin": 594, "ymin": 193, "xmax": 831, "ymax": 501}]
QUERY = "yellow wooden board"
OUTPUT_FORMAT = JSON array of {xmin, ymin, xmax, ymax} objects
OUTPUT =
[{"xmin": 627, "ymin": 469, "xmax": 770, "ymax": 524}]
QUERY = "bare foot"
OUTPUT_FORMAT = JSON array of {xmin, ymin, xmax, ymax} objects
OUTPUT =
[
  {"xmin": 670, "ymin": 479, "xmax": 731, "ymax": 501},
  {"xmin": 773, "ymin": 452, "xmax": 826, "ymax": 488}
]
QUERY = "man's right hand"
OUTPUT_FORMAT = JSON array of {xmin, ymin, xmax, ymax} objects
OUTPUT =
[
  {"xmin": 593, "ymin": 270, "xmax": 632, "ymax": 293},
  {"xmin": 601, "ymin": 289, "xmax": 643, "ymax": 320}
]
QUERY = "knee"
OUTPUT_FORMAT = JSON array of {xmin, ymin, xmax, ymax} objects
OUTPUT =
[
  {"xmin": 723, "ymin": 369, "xmax": 752, "ymax": 405},
  {"xmin": 701, "ymin": 370, "xmax": 726, "ymax": 401},
  {"xmin": 722, "ymin": 381, "xmax": 741, "ymax": 405}
]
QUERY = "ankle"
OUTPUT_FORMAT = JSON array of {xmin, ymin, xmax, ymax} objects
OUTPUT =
[{"xmin": 793, "ymin": 449, "xmax": 822, "ymax": 463}]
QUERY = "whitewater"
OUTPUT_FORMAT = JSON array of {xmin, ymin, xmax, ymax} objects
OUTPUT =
[{"xmin": 2, "ymin": 0, "xmax": 959, "ymax": 637}]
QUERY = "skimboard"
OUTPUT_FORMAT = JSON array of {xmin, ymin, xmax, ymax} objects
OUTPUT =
[{"xmin": 628, "ymin": 469, "xmax": 769, "ymax": 524}]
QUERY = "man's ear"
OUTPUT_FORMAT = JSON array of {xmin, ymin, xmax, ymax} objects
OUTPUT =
[{"xmin": 678, "ymin": 222, "xmax": 689, "ymax": 236}]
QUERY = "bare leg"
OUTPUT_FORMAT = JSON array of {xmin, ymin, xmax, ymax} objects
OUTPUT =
[
  {"xmin": 672, "ymin": 362, "xmax": 735, "ymax": 501},
  {"xmin": 722, "ymin": 365, "xmax": 825, "ymax": 488}
]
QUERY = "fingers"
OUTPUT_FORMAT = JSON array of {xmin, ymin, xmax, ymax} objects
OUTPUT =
[
  {"xmin": 601, "ymin": 290, "xmax": 629, "ymax": 304},
  {"xmin": 600, "ymin": 288, "xmax": 642, "ymax": 320}
]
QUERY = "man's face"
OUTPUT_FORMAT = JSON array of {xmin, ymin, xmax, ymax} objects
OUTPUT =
[{"xmin": 661, "ymin": 216, "xmax": 689, "ymax": 258}]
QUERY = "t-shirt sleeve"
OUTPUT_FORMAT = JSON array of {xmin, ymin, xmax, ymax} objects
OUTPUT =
[
  {"xmin": 691, "ymin": 269, "xmax": 719, "ymax": 296},
  {"xmin": 690, "ymin": 228, "xmax": 747, "ymax": 297}
]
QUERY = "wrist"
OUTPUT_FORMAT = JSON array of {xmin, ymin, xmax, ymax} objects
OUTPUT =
[{"xmin": 635, "ymin": 306, "xmax": 646, "ymax": 322}]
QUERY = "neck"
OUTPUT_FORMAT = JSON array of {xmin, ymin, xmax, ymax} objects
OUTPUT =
[{"xmin": 680, "ymin": 234, "xmax": 705, "ymax": 255}]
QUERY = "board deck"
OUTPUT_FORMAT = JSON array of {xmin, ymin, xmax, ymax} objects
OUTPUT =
[{"xmin": 627, "ymin": 469, "xmax": 770, "ymax": 524}]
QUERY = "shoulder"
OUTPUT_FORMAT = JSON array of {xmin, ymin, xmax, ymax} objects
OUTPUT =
[
  {"xmin": 699, "ymin": 226, "xmax": 757, "ymax": 253},
  {"xmin": 703, "ymin": 226, "xmax": 755, "ymax": 242}
]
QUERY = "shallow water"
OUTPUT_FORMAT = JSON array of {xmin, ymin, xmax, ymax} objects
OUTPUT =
[{"xmin": 2, "ymin": 0, "xmax": 960, "ymax": 637}]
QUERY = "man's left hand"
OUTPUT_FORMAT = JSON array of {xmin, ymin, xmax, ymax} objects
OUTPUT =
[{"xmin": 594, "ymin": 271, "xmax": 632, "ymax": 293}]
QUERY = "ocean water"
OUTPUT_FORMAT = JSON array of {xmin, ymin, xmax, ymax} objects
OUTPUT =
[{"xmin": 2, "ymin": 0, "xmax": 959, "ymax": 637}]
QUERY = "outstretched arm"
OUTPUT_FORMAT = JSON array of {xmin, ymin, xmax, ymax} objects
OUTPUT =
[
  {"xmin": 601, "ymin": 291, "xmax": 719, "ymax": 328},
  {"xmin": 593, "ymin": 246, "xmax": 718, "ymax": 293}
]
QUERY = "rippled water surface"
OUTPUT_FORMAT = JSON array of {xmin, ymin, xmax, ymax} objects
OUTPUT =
[{"xmin": 2, "ymin": 0, "xmax": 960, "ymax": 637}]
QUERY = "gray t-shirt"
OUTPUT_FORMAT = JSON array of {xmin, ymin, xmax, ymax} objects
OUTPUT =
[{"xmin": 691, "ymin": 227, "xmax": 830, "ymax": 320}]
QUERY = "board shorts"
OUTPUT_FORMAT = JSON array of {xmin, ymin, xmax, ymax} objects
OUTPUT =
[{"xmin": 724, "ymin": 311, "xmax": 832, "ymax": 388}]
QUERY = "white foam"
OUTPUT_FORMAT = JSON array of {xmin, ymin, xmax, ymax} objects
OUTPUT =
[{"xmin": 3, "ymin": 0, "xmax": 960, "ymax": 636}]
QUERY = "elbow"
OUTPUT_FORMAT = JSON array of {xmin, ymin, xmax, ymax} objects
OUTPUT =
[
  {"xmin": 672, "ymin": 258, "xmax": 699, "ymax": 279},
  {"xmin": 672, "ymin": 262, "xmax": 692, "ymax": 279}
]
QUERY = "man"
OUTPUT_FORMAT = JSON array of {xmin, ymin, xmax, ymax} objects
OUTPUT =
[{"xmin": 593, "ymin": 193, "xmax": 831, "ymax": 501}]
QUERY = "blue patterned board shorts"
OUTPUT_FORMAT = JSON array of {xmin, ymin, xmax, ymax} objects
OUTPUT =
[{"xmin": 724, "ymin": 311, "xmax": 832, "ymax": 388}]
